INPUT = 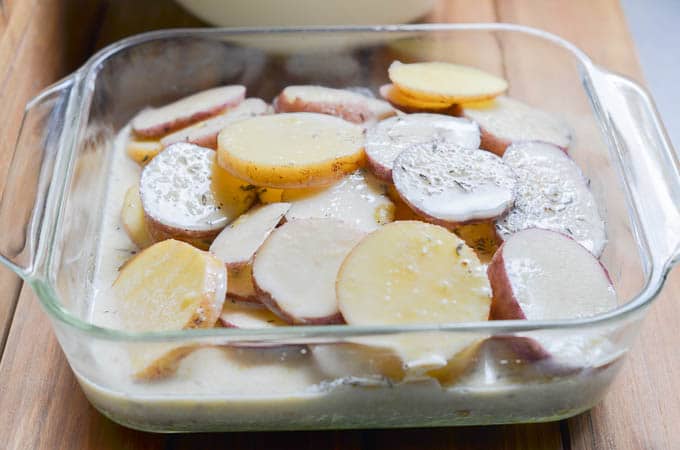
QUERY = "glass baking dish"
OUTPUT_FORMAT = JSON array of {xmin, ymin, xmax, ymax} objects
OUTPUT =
[{"xmin": 0, "ymin": 24, "xmax": 678, "ymax": 432}]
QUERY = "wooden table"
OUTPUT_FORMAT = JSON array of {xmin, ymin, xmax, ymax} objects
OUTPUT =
[{"xmin": 0, "ymin": 1, "xmax": 678, "ymax": 448}]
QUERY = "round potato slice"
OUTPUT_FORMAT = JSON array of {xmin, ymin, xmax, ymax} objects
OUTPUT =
[
  {"xmin": 392, "ymin": 144, "xmax": 516, "ymax": 226},
  {"xmin": 219, "ymin": 299, "xmax": 287, "ymax": 328},
  {"xmin": 388, "ymin": 61, "xmax": 508, "ymax": 103},
  {"xmin": 112, "ymin": 239, "xmax": 227, "ymax": 379},
  {"xmin": 126, "ymin": 140, "xmax": 162, "ymax": 165},
  {"xmin": 282, "ymin": 170, "xmax": 394, "ymax": 232},
  {"xmin": 463, "ymin": 96, "xmax": 572, "ymax": 155},
  {"xmin": 210, "ymin": 202, "xmax": 291, "ymax": 269},
  {"xmin": 488, "ymin": 228, "xmax": 616, "ymax": 320},
  {"xmin": 121, "ymin": 185, "xmax": 153, "ymax": 249},
  {"xmin": 310, "ymin": 343, "xmax": 405, "ymax": 382},
  {"xmin": 160, "ymin": 98, "xmax": 273, "ymax": 149},
  {"xmin": 253, "ymin": 218, "xmax": 365, "ymax": 324},
  {"xmin": 217, "ymin": 113, "xmax": 365, "ymax": 189},
  {"xmin": 379, "ymin": 83, "xmax": 456, "ymax": 112},
  {"xmin": 140, "ymin": 143, "xmax": 256, "ymax": 246},
  {"xmin": 132, "ymin": 85, "xmax": 246, "ymax": 138},
  {"xmin": 337, "ymin": 221, "xmax": 490, "ymax": 325},
  {"xmin": 498, "ymin": 141, "xmax": 606, "ymax": 256},
  {"xmin": 365, "ymin": 114, "xmax": 480, "ymax": 182},
  {"xmin": 274, "ymin": 85, "xmax": 395, "ymax": 124},
  {"xmin": 337, "ymin": 221, "xmax": 491, "ymax": 374}
]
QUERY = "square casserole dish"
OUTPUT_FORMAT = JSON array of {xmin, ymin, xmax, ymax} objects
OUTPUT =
[{"xmin": 0, "ymin": 24, "xmax": 678, "ymax": 432}]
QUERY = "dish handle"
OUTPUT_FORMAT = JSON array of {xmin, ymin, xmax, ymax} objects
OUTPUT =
[
  {"xmin": 588, "ymin": 67, "xmax": 680, "ymax": 274},
  {"xmin": 0, "ymin": 77, "xmax": 74, "ymax": 278}
]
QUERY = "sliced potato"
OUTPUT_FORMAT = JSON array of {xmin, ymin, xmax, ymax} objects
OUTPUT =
[
  {"xmin": 379, "ymin": 83, "xmax": 457, "ymax": 112},
  {"xmin": 337, "ymin": 221, "xmax": 491, "ymax": 373},
  {"xmin": 310, "ymin": 343, "xmax": 405, "ymax": 382},
  {"xmin": 498, "ymin": 141, "xmax": 606, "ymax": 255},
  {"xmin": 387, "ymin": 184, "xmax": 423, "ymax": 221},
  {"xmin": 274, "ymin": 85, "xmax": 395, "ymax": 124},
  {"xmin": 227, "ymin": 264, "xmax": 260, "ymax": 303},
  {"xmin": 160, "ymin": 98, "xmax": 272, "ymax": 149},
  {"xmin": 463, "ymin": 96, "xmax": 572, "ymax": 155},
  {"xmin": 126, "ymin": 140, "xmax": 163, "ymax": 165},
  {"xmin": 453, "ymin": 221, "xmax": 502, "ymax": 263},
  {"xmin": 282, "ymin": 170, "xmax": 394, "ymax": 232},
  {"xmin": 253, "ymin": 218, "xmax": 365, "ymax": 324},
  {"xmin": 392, "ymin": 144, "xmax": 516, "ymax": 225},
  {"xmin": 217, "ymin": 112, "xmax": 365, "ymax": 189},
  {"xmin": 488, "ymin": 228, "xmax": 616, "ymax": 320},
  {"xmin": 388, "ymin": 61, "xmax": 508, "ymax": 104},
  {"xmin": 140, "ymin": 143, "xmax": 256, "ymax": 247},
  {"xmin": 219, "ymin": 299, "xmax": 287, "ymax": 328},
  {"xmin": 121, "ymin": 185, "xmax": 154, "ymax": 249},
  {"xmin": 210, "ymin": 202, "xmax": 291, "ymax": 269},
  {"xmin": 365, "ymin": 113, "xmax": 480, "ymax": 182},
  {"xmin": 132, "ymin": 85, "xmax": 246, "ymax": 138},
  {"xmin": 257, "ymin": 187, "xmax": 284, "ymax": 204},
  {"xmin": 112, "ymin": 239, "xmax": 227, "ymax": 379}
]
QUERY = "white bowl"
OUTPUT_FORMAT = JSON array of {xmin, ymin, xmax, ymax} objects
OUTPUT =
[{"xmin": 175, "ymin": 0, "xmax": 436, "ymax": 27}]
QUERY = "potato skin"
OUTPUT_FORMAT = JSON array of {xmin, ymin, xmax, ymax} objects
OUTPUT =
[
  {"xmin": 144, "ymin": 214, "xmax": 217, "ymax": 250},
  {"xmin": 486, "ymin": 242, "xmax": 527, "ymax": 320},
  {"xmin": 275, "ymin": 94, "xmax": 373, "ymax": 124},
  {"xmin": 477, "ymin": 126, "xmax": 511, "ymax": 156},
  {"xmin": 133, "ymin": 104, "xmax": 225, "ymax": 138}
]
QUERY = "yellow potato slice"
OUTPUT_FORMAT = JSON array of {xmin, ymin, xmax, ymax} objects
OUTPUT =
[
  {"xmin": 337, "ymin": 221, "xmax": 491, "ymax": 375},
  {"xmin": 453, "ymin": 221, "xmax": 502, "ymax": 263},
  {"xmin": 257, "ymin": 187, "xmax": 284, "ymax": 204},
  {"xmin": 126, "ymin": 140, "xmax": 163, "ymax": 165},
  {"xmin": 388, "ymin": 61, "xmax": 508, "ymax": 103},
  {"xmin": 310, "ymin": 343, "xmax": 405, "ymax": 382},
  {"xmin": 121, "ymin": 185, "xmax": 154, "ymax": 249},
  {"xmin": 219, "ymin": 299, "xmax": 287, "ymax": 328},
  {"xmin": 217, "ymin": 112, "xmax": 365, "ymax": 189},
  {"xmin": 379, "ymin": 83, "xmax": 454, "ymax": 111},
  {"xmin": 113, "ymin": 239, "xmax": 227, "ymax": 379}
]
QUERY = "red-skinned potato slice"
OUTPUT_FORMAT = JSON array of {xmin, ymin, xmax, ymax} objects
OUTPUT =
[
  {"xmin": 121, "ymin": 185, "xmax": 154, "ymax": 249},
  {"xmin": 388, "ymin": 61, "xmax": 508, "ymax": 104},
  {"xmin": 126, "ymin": 140, "xmax": 163, "ymax": 165},
  {"xmin": 497, "ymin": 141, "xmax": 606, "ymax": 256},
  {"xmin": 463, "ymin": 96, "xmax": 571, "ymax": 155},
  {"xmin": 337, "ymin": 221, "xmax": 491, "ymax": 374},
  {"xmin": 112, "ymin": 239, "xmax": 227, "ymax": 379},
  {"xmin": 210, "ymin": 202, "xmax": 291, "ymax": 269},
  {"xmin": 217, "ymin": 112, "xmax": 365, "ymax": 189},
  {"xmin": 282, "ymin": 170, "xmax": 394, "ymax": 232},
  {"xmin": 219, "ymin": 299, "xmax": 287, "ymax": 328},
  {"xmin": 365, "ymin": 113, "xmax": 480, "ymax": 182},
  {"xmin": 310, "ymin": 343, "xmax": 405, "ymax": 382},
  {"xmin": 488, "ymin": 228, "xmax": 616, "ymax": 321},
  {"xmin": 140, "ymin": 143, "xmax": 256, "ymax": 247},
  {"xmin": 379, "ymin": 83, "xmax": 461, "ymax": 114},
  {"xmin": 132, "ymin": 85, "xmax": 246, "ymax": 138},
  {"xmin": 392, "ymin": 144, "xmax": 516, "ymax": 226},
  {"xmin": 253, "ymin": 218, "xmax": 365, "ymax": 325},
  {"xmin": 227, "ymin": 265, "xmax": 260, "ymax": 303},
  {"xmin": 160, "ymin": 98, "xmax": 272, "ymax": 149},
  {"xmin": 274, "ymin": 85, "xmax": 395, "ymax": 124}
]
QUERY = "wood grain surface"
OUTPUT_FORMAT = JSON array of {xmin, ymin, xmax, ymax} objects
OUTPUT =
[{"xmin": 0, "ymin": 1, "xmax": 678, "ymax": 449}]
